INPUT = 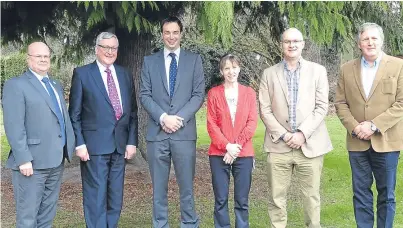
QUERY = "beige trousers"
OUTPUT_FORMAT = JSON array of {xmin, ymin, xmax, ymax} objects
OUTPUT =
[{"xmin": 266, "ymin": 149, "xmax": 324, "ymax": 228}]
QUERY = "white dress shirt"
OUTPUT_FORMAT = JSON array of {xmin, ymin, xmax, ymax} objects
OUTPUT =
[
  {"xmin": 361, "ymin": 52, "xmax": 383, "ymax": 99},
  {"xmin": 160, "ymin": 47, "xmax": 181, "ymax": 125},
  {"xmin": 30, "ymin": 69, "xmax": 63, "ymax": 115},
  {"xmin": 96, "ymin": 60, "xmax": 123, "ymax": 110}
]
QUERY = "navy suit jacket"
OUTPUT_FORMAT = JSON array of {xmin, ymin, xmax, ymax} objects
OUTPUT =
[{"xmin": 69, "ymin": 62, "xmax": 138, "ymax": 155}]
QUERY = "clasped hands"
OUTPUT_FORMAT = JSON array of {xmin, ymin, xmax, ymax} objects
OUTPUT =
[
  {"xmin": 223, "ymin": 143, "xmax": 242, "ymax": 165},
  {"xmin": 161, "ymin": 115, "xmax": 184, "ymax": 134},
  {"xmin": 282, "ymin": 131, "xmax": 306, "ymax": 149},
  {"xmin": 353, "ymin": 121, "xmax": 375, "ymax": 140}
]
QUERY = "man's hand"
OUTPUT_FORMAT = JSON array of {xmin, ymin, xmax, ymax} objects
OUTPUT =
[
  {"xmin": 125, "ymin": 145, "xmax": 137, "ymax": 159},
  {"xmin": 286, "ymin": 132, "xmax": 306, "ymax": 149},
  {"xmin": 283, "ymin": 132, "xmax": 293, "ymax": 142},
  {"xmin": 357, "ymin": 121, "xmax": 374, "ymax": 140},
  {"xmin": 76, "ymin": 147, "xmax": 90, "ymax": 161},
  {"xmin": 162, "ymin": 115, "xmax": 184, "ymax": 133},
  {"xmin": 223, "ymin": 152, "xmax": 235, "ymax": 165},
  {"xmin": 19, "ymin": 162, "xmax": 33, "ymax": 176},
  {"xmin": 353, "ymin": 124, "xmax": 362, "ymax": 136}
]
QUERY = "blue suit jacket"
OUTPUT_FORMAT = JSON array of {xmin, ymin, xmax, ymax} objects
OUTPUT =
[
  {"xmin": 69, "ymin": 62, "xmax": 138, "ymax": 155},
  {"xmin": 3, "ymin": 70, "xmax": 75, "ymax": 170}
]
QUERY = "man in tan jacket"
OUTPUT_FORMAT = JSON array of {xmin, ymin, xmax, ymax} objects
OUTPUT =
[
  {"xmin": 335, "ymin": 22, "xmax": 403, "ymax": 228},
  {"xmin": 259, "ymin": 28, "xmax": 333, "ymax": 228}
]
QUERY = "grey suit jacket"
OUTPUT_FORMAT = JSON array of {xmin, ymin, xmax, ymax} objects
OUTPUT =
[
  {"xmin": 140, "ymin": 49, "xmax": 205, "ymax": 141},
  {"xmin": 2, "ymin": 70, "xmax": 75, "ymax": 170}
]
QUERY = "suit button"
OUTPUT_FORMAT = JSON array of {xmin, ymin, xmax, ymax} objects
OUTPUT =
[
  {"xmin": 365, "ymin": 105, "xmax": 369, "ymax": 108},
  {"xmin": 58, "ymin": 134, "xmax": 62, "ymax": 138},
  {"xmin": 57, "ymin": 121, "xmax": 60, "ymax": 124},
  {"xmin": 170, "ymin": 105, "xmax": 173, "ymax": 108},
  {"xmin": 286, "ymin": 120, "xmax": 288, "ymax": 123}
]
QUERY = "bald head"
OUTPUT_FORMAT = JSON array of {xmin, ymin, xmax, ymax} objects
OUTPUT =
[
  {"xmin": 281, "ymin": 28, "xmax": 304, "ymax": 41},
  {"xmin": 27, "ymin": 42, "xmax": 51, "ymax": 76},
  {"xmin": 27, "ymin": 42, "xmax": 50, "ymax": 55}
]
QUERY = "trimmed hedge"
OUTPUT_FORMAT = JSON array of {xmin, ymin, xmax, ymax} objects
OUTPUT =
[{"xmin": 1, "ymin": 52, "xmax": 27, "ymax": 88}]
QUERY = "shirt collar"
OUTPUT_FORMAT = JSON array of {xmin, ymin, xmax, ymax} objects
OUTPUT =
[
  {"xmin": 283, "ymin": 57, "xmax": 302, "ymax": 71},
  {"xmin": 164, "ymin": 47, "xmax": 180, "ymax": 59},
  {"xmin": 361, "ymin": 52, "xmax": 383, "ymax": 68},
  {"xmin": 29, "ymin": 68, "xmax": 48, "ymax": 81},
  {"xmin": 96, "ymin": 60, "xmax": 115, "ymax": 72}
]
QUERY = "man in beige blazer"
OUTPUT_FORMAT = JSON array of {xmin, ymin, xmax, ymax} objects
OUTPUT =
[
  {"xmin": 259, "ymin": 28, "xmax": 333, "ymax": 228},
  {"xmin": 335, "ymin": 23, "xmax": 403, "ymax": 228}
]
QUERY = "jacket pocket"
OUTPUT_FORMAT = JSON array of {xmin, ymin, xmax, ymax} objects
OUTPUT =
[
  {"xmin": 381, "ymin": 78, "xmax": 397, "ymax": 95},
  {"xmin": 27, "ymin": 139, "xmax": 41, "ymax": 145}
]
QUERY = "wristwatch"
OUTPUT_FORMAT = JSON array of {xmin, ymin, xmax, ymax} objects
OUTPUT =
[{"xmin": 370, "ymin": 122, "xmax": 377, "ymax": 132}]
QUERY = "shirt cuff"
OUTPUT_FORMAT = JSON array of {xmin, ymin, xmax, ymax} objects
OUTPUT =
[
  {"xmin": 160, "ymin": 113, "xmax": 167, "ymax": 126},
  {"xmin": 76, "ymin": 144, "xmax": 87, "ymax": 150}
]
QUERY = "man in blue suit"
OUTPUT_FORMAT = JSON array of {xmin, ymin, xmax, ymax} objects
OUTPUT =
[
  {"xmin": 2, "ymin": 42, "xmax": 75, "ymax": 227},
  {"xmin": 140, "ymin": 16, "xmax": 205, "ymax": 228},
  {"xmin": 69, "ymin": 32, "xmax": 138, "ymax": 228}
]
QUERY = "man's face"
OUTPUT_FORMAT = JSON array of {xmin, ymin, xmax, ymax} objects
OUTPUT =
[
  {"xmin": 27, "ymin": 43, "xmax": 51, "ymax": 76},
  {"xmin": 358, "ymin": 27, "xmax": 383, "ymax": 61},
  {"xmin": 95, "ymin": 37, "xmax": 119, "ymax": 66},
  {"xmin": 282, "ymin": 29, "xmax": 305, "ymax": 61},
  {"xmin": 162, "ymin": 22, "xmax": 182, "ymax": 51}
]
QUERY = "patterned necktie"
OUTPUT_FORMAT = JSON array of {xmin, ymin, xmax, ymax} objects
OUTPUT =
[
  {"xmin": 169, "ymin": 53, "xmax": 177, "ymax": 98},
  {"xmin": 105, "ymin": 67, "xmax": 123, "ymax": 120},
  {"xmin": 41, "ymin": 77, "xmax": 65, "ymax": 145}
]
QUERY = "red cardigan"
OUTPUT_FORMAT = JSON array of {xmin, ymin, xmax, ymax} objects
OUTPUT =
[{"xmin": 207, "ymin": 84, "xmax": 258, "ymax": 157}]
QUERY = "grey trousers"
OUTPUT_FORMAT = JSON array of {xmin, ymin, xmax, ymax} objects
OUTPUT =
[
  {"xmin": 147, "ymin": 139, "xmax": 199, "ymax": 228},
  {"xmin": 12, "ymin": 163, "xmax": 64, "ymax": 228}
]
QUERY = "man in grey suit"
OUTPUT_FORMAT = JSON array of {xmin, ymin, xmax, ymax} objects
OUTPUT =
[
  {"xmin": 2, "ymin": 42, "xmax": 75, "ymax": 228},
  {"xmin": 140, "ymin": 16, "xmax": 205, "ymax": 228}
]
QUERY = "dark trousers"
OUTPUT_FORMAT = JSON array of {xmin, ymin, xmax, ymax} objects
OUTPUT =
[
  {"xmin": 12, "ymin": 163, "xmax": 64, "ymax": 228},
  {"xmin": 349, "ymin": 148, "xmax": 400, "ymax": 228},
  {"xmin": 209, "ymin": 156, "xmax": 253, "ymax": 228},
  {"xmin": 81, "ymin": 151, "xmax": 125, "ymax": 228}
]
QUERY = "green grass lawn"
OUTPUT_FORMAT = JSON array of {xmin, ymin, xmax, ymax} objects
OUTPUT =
[{"xmin": 1, "ymin": 108, "xmax": 402, "ymax": 227}]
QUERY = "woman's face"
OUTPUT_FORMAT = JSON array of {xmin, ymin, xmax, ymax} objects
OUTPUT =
[{"xmin": 220, "ymin": 60, "xmax": 240, "ymax": 84}]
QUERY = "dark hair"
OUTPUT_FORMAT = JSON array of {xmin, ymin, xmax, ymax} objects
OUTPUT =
[
  {"xmin": 161, "ymin": 16, "xmax": 183, "ymax": 33},
  {"xmin": 219, "ymin": 54, "xmax": 241, "ymax": 71}
]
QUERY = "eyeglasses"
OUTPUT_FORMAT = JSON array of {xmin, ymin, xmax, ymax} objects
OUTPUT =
[
  {"xmin": 28, "ymin": 54, "xmax": 51, "ymax": 59},
  {"xmin": 360, "ymin": 37, "xmax": 379, "ymax": 44},
  {"xmin": 97, "ymin": 44, "xmax": 118, "ymax": 53},
  {"xmin": 282, "ymin": 40, "xmax": 303, "ymax": 45}
]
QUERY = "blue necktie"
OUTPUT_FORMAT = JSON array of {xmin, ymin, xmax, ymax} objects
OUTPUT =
[
  {"xmin": 42, "ymin": 77, "xmax": 66, "ymax": 146},
  {"xmin": 169, "ymin": 53, "xmax": 177, "ymax": 98}
]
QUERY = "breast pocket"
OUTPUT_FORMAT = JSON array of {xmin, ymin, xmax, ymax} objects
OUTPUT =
[{"xmin": 381, "ymin": 77, "xmax": 397, "ymax": 95}]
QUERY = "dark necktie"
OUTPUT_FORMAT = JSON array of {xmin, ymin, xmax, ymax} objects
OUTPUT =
[
  {"xmin": 169, "ymin": 53, "xmax": 177, "ymax": 98},
  {"xmin": 105, "ymin": 67, "xmax": 123, "ymax": 120},
  {"xmin": 41, "ymin": 77, "xmax": 65, "ymax": 145}
]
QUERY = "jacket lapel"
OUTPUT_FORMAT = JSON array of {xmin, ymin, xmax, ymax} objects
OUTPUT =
[
  {"xmin": 115, "ymin": 65, "xmax": 128, "ymax": 114},
  {"xmin": 158, "ymin": 51, "xmax": 170, "ymax": 95},
  {"xmin": 173, "ymin": 49, "xmax": 185, "ymax": 96},
  {"xmin": 25, "ymin": 71, "xmax": 58, "ymax": 116},
  {"xmin": 367, "ymin": 55, "xmax": 389, "ymax": 100},
  {"xmin": 275, "ymin": 62, "xmax": 290, "ymax": 105},
  {"xmin": 353, "ymin": 59, "xmax": 367, "ymax": 100},
  {"xmin": 297, "ymin": 60, "xmax": 309, "ymax": 109},
  {"xmin": 90, "ymin": 62, "xmax": 113, "ymax": 107}
]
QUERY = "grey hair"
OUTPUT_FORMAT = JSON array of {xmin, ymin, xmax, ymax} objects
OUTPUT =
[
  {"xmin": 95, "ymin": 32, "xmax": 119, "ymax": 47},
  {"xmin": 357, "ymin": 23, "xmax": 384, "ymax": 43}
]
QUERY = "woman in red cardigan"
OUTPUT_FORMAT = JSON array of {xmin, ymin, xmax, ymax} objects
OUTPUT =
[{"xmin": 207, "ymin": 54, "xmax": 258, "ymax": 228}]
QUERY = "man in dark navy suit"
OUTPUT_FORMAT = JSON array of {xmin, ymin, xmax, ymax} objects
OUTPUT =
[{"xmin": 69, "ymin": 32, "xmax": 138, "ymax": 228}]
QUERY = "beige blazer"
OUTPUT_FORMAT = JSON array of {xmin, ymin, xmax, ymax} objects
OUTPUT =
[
  {"xmin": 334, "ymin": 54, "xmax": 403, "ymax": 152},
  {"xmin": 259, "ymin": 59, "xmax": 333, "ymax": 158}
]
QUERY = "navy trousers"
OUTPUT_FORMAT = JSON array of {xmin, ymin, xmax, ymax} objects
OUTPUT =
[
  {"xmin": 81, "ymin": 151, "xmax": 125, "ymax": 228},
  {"xmin": 209, "ymin": 156, "xmax": 253, "ymax": 228},
  {"xmin": 349, "ymin": 147, "xmax": 400, "ymax": 228}
]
